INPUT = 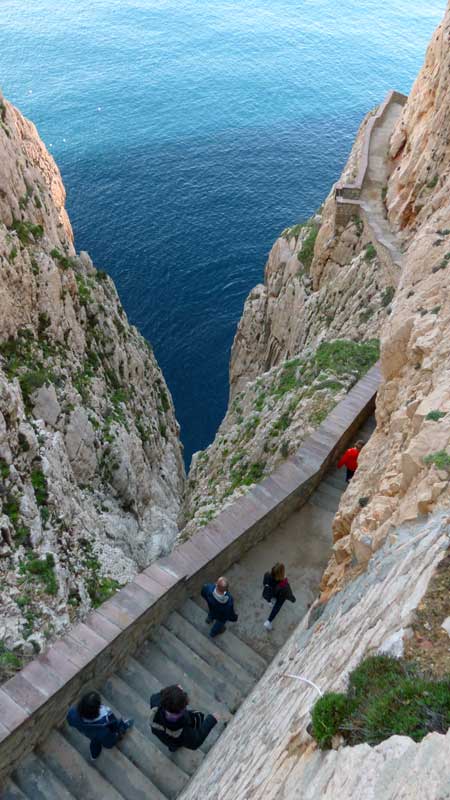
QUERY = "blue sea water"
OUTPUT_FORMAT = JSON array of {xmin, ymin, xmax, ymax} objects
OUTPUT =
[{"xmin": 0, "ymin": 0, "xmax": 445, "ymax": 465}]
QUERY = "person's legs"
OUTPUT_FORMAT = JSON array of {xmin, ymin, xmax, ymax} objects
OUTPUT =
[
  {"xmin": 90, "ymin": 739, "xmax": 102, "ymax": 760},
  {"xmin": 209, "ymin": 620, "xmax": 226, "ymax": 637},
  {"xmin": 264, "ymin": 598, "xmax": 285, "ymax": 629},
  {"xmin": 345, "ymin": 468, "xmax": 355, "ymax": 483}
]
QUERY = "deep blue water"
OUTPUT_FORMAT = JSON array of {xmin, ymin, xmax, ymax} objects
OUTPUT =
[{"xmin": 1, "ymin": 1, "xmax": 445, "ymax": 465}]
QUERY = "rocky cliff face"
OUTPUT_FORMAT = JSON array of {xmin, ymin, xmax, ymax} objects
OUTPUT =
[
  {"xmin": 323, "ymin": 7, "xmax": 450, "ymax": 595},
  {"xmin": 0, "ymin": 91, "xmax": 184, "ymax": 669},
  {"xmin": 180, "ymin": 512, "xmax": 450, "ymax": 800},
  {"xmin": 181, "ymin": 6, "xmax": 450, "ymax": 796},
  {"xmin": 183, "ymin": 114, "xmax": 393, "ymax": 536}
]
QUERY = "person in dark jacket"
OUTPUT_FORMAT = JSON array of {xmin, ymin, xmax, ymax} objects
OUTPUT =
[
  {"xmin": 337, "ymin": 440, "xmax": 364, "ymax": 482},
  {"xmin": 201, "ymin": 576, "xmax": 238, "ymax": 637},
  {"xmin": 67, "ymin": 691, "xmax": 133, "ymax": 760},
  {"xmin": 262, "ymin": 562, "xmax": 296, "ymax": 631},
  {"xmin": 150, "ymin": 685, "xmax": 218, "ymax": 751}
]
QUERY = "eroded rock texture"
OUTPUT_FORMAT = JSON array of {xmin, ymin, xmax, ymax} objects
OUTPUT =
[{"xmin": 0, "ymin": 91, "xmax": 184, "ymax": 663}]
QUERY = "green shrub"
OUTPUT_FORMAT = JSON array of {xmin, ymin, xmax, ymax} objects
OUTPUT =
[
  {"xmin": 19, "ymin": 552, "xmax": 57, "ymax": 595},
  {"xmin": 10, "ymin": 219, "xmax": 44, "ymax": 245},
  {"xmin": 31, "ymin": 468, "xmax": 49, "ymax": 509},
  {"xmin": 0, "ymin": 459, "xmax": 10, "ymax": 479},
  {"xmin": 50, "ymin": 248, "xmax": 76, "ymax": 271},
  {"xmin": 272, "ymin": 359, "xmax": 301, "ymax": 398},
  {"xmin": 347, "ymin": 655, "xmax": 411, "ymax": 701},
  {"xmin": 381, "ymin": 286, "xmax": 395, "ymax": 307},
  {"xmin": 311, "ymin": 693, "xmax": 356, "ymax": 749},
  {"xmin": 427, "ymin": 175, "xmax": 439, "ymax": 189},
  {"xmin": 364, "ymin": 243, "xmax": 377, "ymax": 261},
  {"xmin": 310, "ymin": 655, "xmax": 450, "ymax": 750},
  {"xmin": 297, "ymin": 224, "xmax": 319, "ymax": 271},
  {"xmin": 423, "ymin": 450, "xmax": 450, "ymax": 471},
  {"xmin": 314, "ymin": 339, "xmax": 380, "ymax": 378},
  {"xmin": 361, "ymin": 677, "xmax": 450, "ymax": 745},
  {"xmin": 425, "ymin": 410, "xmax": 446, "ymax": 422}
]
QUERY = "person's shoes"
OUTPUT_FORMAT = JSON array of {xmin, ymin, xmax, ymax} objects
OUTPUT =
[
  {"xmin": 264, "ymin": 620, "xmax": 272, "ymax": 631},
  {"xmin": 209, "ymin": 627, "xmax": 225, "ymax": 638},
  {"xmin": 124, "ymin": 719, "xmax": 134, "ymax": 732},
  {"xmin": 168, "ymin": 745, "xmax": 178, "ymax": 752},
  {"xmin": 270, "ymin": 598, "xmax": 276, "ymax": 605},
  {"xmin": 90, "ymin": 752, "xmax": 100, "ymax": 761}
]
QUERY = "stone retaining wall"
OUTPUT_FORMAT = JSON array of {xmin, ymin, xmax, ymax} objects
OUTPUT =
[
  {"xmin": 0, "ymin": 365, "xmax": 380, "ymax": 785},
  {"xmin": 334, "ymin": 90, "xmax": 407, "ymax": 228}
]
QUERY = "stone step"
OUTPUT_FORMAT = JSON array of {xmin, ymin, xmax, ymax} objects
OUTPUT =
[
  {"xmin": 165, "ymin": 610, "xmax": 256, "ymax": 696},
  {"xmin": 156, "ymin": 624, "xmax": 242, "ymax": 713},
  {"xmin": 309, "ymin": 489, "xmax": 340, "ymax": 514},
  {"xmin": 63, "ymin": 724, "xmax": 166, "ymax": 800},
  {"xmin": 311, "ymin": 482, "xmax": 342, "ymax": 504},
  {"xmin": 135, "ymin": 641, "xmax": 226, "ymax": 754},
  {"xmin": 180, "ymin": 598, "xmax": 267, "ymax": 679},
  {"xmin": 2, "ymin": 781, "xmax": 28, "ymax": 799},
  {"xmin": 13, "ymin": 751, "xmax": 76, "ymax": 800},
  {"xmin": 104, "ymin": 686, "xmax": 190, "ymax": 797},
  {"xmin": 37, "ymin": 730, "xmax": 124, "ymax": 800},
  {"xmin": 105, "ymin": 667, "xmax": 204, "ymax": 777}
]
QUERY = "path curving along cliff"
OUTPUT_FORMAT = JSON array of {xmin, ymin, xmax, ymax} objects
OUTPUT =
[
  {"xmin": 0, "ymin": 368, "xmax": 379, "ymax": 799},
  {"xmin": 335, "ymin": 90, "xmax": 407, "ymax": 283}
]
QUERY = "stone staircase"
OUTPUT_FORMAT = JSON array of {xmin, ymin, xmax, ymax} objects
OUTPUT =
[
  {"xmin": 309, "ymin": 415, "xmax": 376, "ymax": 515},
  {"xmin": 3, "ymin": 600, "xmax": 267, "ymax": 800},
  {"xmin": 360, "ymin": 97, "xmax": 406, "ymax": 272},
  {"xmin": 2, "ymin": 413, "xmax": 377, "ymax": 800}
]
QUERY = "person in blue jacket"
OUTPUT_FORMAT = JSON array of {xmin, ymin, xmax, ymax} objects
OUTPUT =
[
  {"xmin": 67, "ymin": 690, "xmax": 133, "ymax": 760},
  {"xmin": 201, "ymin": 576, "xmax": 238, "ymax": 637}
]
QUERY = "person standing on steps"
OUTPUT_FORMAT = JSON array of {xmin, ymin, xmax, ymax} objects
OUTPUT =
[
  {"xmin": 67, "ymin": 691, "xmax": 134, "ymax": 761},
  {"xmin": 337, "ymin": 439, "xmax": 364, "ymax": 482},
  {"xmin": 262, "ymin": 562, "xmax": 296, "ymax": 631},
  {"xmin": 201, "ymin": 576, "xmax": 238, "ymax": 637},
  {"xmin": 149, "ymin": 684, "xmax": 220, "ymax": 751}
]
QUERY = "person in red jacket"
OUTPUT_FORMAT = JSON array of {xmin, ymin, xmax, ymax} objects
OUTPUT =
[{"xmin": 338, "ymin": 440, "xmax": 364, "ymax": 482}]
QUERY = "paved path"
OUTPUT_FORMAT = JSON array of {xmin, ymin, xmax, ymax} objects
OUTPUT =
[
  {"xmin": 360, "ymin": 98, "xmax": 405, "ymax": 270},
  {"xmin": 4, "ymin": 420, "xmax": 375, "ymax": 800}
]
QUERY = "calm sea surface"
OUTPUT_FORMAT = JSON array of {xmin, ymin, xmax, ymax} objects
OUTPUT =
[{"xmin": 1, "ymin": 0, "xmax": 445, "ymax": 464}]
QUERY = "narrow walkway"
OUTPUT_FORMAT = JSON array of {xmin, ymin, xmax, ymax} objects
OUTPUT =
[
  {"xmin": 360, "ymin": 98, "xmax": 405, "ymax": 269},
  {"xmin": 4, "ymin": 418, "xmax": 376, "ymax": 800}
]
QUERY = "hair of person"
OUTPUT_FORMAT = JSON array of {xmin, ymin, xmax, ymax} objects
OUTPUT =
[
  {"xmin": 160, "ymin": 685, "xmax": 189, "ymax": 713},
  {"xmin": 355, "ymin": 440, "xmax": 364, "ymax": 450},
  {"xmin": 78, "ymin": 691, "xmax": 101, "ymax": 720},
  {"xmin": 216, "ymin": 576, "xmax": 229, "ymax": 591},
  {"xmin": 271, "ymin": 562, "xmax": 285, "ymax": 581}
]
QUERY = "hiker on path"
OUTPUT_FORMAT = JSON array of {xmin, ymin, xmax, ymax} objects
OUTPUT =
[
  {"xmin": 67, "ymin": 691, "xmax": 133, "ymax": 760},
  {"xmin": 201, "ymin": 576, "xmax": 238, "ymax": 638},
  {"xmin": 150, "ymin": 684, "xmax": 219, "ymax": 751},
  {"xmin": 262, "ymin": 562, "xmax": 296, "ymax": 631},
  {"xmin": 337, "ymin": 439, "xmax": 364, "ymax": 482}
]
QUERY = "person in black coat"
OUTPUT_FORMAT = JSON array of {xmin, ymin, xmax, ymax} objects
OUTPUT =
[
  {"xmin": 201, "ymin": 576, "xmax": 238, "ymax": 637},
  {"xmin": 262, "ymin": 562, "xmax": 296, "ymax": 631},
  {"xmin": 150, "ymin": 685, "xmax": 218, "ymax": 751},
  {"xmin": 67, "ymin": 691, "xmax": 133, "ymax": 760}
]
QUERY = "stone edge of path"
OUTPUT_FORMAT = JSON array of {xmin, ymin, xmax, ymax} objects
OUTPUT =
[{"xmin": 0, "ymin": 364, "xmax": 380, "ymax": 786}]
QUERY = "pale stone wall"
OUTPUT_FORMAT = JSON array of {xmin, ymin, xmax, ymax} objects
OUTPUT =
[{"xmin": 179, "ymin": 512, "xmax": 450, "ymax": 800}]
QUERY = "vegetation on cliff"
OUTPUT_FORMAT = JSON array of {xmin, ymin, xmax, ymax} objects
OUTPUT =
[{"xmin": 311, "ymin": 654, "xmax": 450, "ymax": 749}]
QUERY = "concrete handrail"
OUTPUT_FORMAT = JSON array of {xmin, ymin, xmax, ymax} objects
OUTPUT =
[{"xmin": 0, "ymin": 363, "xmax": 381, "ymax": 783}]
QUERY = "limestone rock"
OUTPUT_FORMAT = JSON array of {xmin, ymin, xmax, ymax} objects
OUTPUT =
[
  {"xmin": 0, "ymin": 88, "xmax": 185, "ymax": 654},
  {"xmin": 32, "ymin": 384, "xmax": 61, "ymax": 426}
]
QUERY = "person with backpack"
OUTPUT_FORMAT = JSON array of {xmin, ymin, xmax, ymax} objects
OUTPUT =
[
  {"xmin": 337, "ymin": 439, "xmax": 364, "ymax": 482},
  {"xmin": 262, "ymin": 562, "xmax": 296, "ymax": 631},
  {"xmin": 201, "ymin": 576, "xmax": 238, "ymax": 637},
  {"xmin": 149, "ymin": 685, "xmax": 219, "ymax": 751},
  {"xmin": 67, "ymin": 690, "xmax": 133, "ymax": 760}
]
